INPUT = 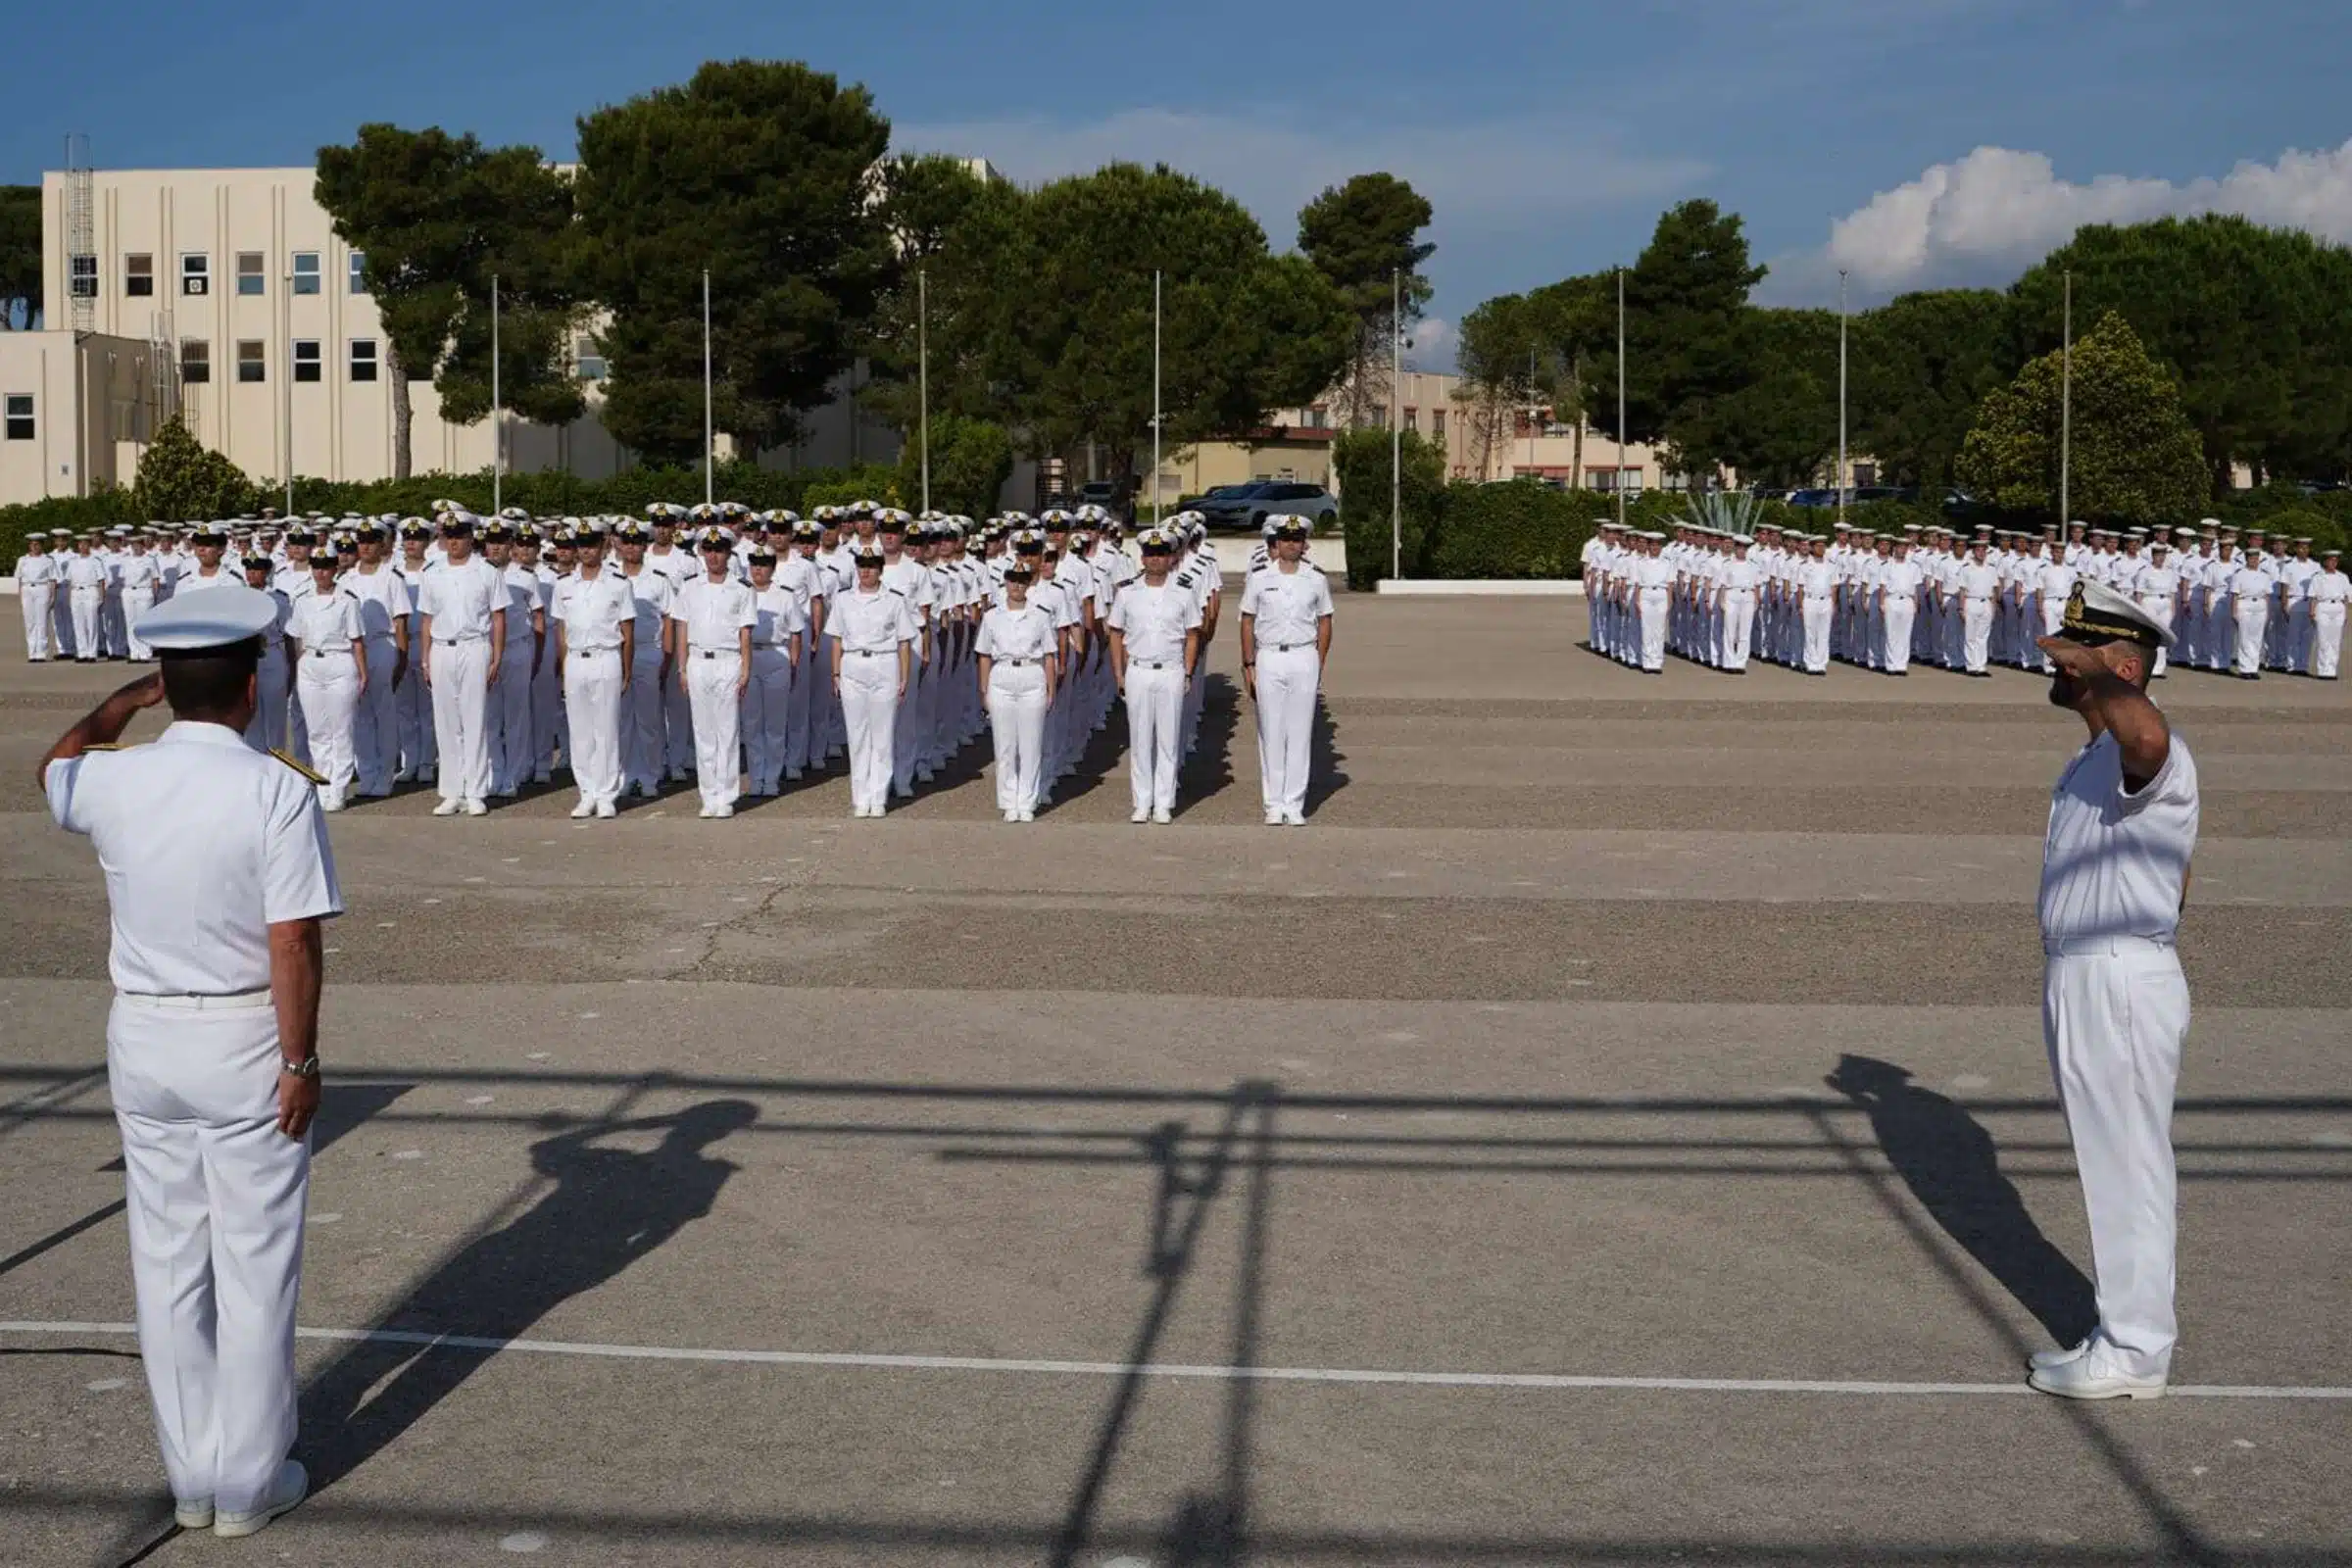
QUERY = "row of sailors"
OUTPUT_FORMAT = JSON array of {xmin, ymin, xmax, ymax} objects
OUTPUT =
[
  {"xmin": 1579, "ymin": 518, "xmax": 2348, "ymax": 679},
  {"xmin": 28, "ymin": 498, "xmax": 1344, "ymax": 822}
]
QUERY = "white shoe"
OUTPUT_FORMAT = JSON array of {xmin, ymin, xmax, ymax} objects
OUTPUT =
[
  {"xmin": 697, "ymin": 805, "xmax": 716, "ymax": 819},
  {"xmin": 713, "ymin": 804, "xmax": 735, "ymax": 819},
  {"xmin": 214, "ymin": 1459, "xmax": 307, "ymax": 1539},
  {"xmin": 175, "ymin": 1497, "xmax": 214, "ymax": 1530},
  {"xmin": 431, "ymin": 799, "xmax": 461, "ymax": 816},
  {"xmin": 464, "ymin": 799, "xmax": 489, "ymax": 817},
  {"xmin": 1265, "ymin": 811, "xmax": 1284, "ymax": 826},
  {"xmin": 2028, "ymin": 1348, "xmax": 2167, "ymax": 1401},
  {"xmin": 786, "ymin": 767, "xmax": 805, "ymax": 781},
  {"xmin": 595, "ymin": 801, "xmax": 616, "ymax": 819},
  {"xmin": 496, "ymin": 787, "xmax": 519, "ymax": 800},
  {"xmin": 570, "ymin": 801, "xmax": 596, "ymax": 818},
  {"xmin": 1131, "ymin": 808, "xmax": 1151, "ymax": 824},
  {"xmin": 2029, "ymin": 1338, "xmax": 2093, "ymax": 1371},
  {"xmin": 320, "ymin": 799, "xmax": 344, "ymax": 813},
  {"xmin": 1285, "ymin": 810, "xmax": 1306, "ymax": 826},
  {"xmin": 1152, "ymin": 808, "xmax": 1172, "ymax": 824}
]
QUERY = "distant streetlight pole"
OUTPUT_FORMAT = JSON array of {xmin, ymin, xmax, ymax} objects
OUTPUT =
[
  {"xmin": 1837, "ymin": 268, "xmax": 1847, "ymax": 529},
  {"xmin": 281, "ymin": 266, "xmax": 294, "ymax": 514},
  {"xmin": 1391, "ymin": 266, "xmax": 1401, "ymax": 581},
  {"xmin": 918, "ymin": 268, "xmax": 931, "ymax": 514},
  {"xmin": 491, "ymin": 272, "xmax": 502, "ymax": 516},
  {"xmin": 1152, "ymin": 270, "xmax": 1162, "ymax": 526},
  {"xmin": 1614, "ymin": 266, "xmax": 1626, "ymax": 531},
  {"xmin": 2060, "ymin": 270, "xmax": 2073, "ymax": 529},
  {"xmin": 702, "ymin": 269, "xmax": 714, "ymax": 506}
]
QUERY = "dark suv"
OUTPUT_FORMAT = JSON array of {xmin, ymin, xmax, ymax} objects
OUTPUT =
[{"xmin": 1193, "ymin": 480, "xmax": 1337, "ymax": 534}]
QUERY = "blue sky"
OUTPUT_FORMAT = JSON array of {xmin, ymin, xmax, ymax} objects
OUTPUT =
[{"xmin": 8, "ymin": 0, "xmax": 2349, "ymax": 367}]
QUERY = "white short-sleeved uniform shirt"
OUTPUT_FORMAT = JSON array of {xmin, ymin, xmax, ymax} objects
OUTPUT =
[
  {"xmin": 19, "ymin": 550, "xmax": 59, "ymax": 590},
  {"xmin": 417, "ymin": 555, "xmax": 503, "ymax": 639},
  {"xmin": 670, "ymin": 575, "xmax": 757, "ymax": 651},
  {"xmin": 2039, "ymin": 729, "xmax": 2198, "ymax": 948},
  {"xmin": 1241, "ymin": 564, "xmax": 1333, "ymax": 646},
  {"xmin": 551, "ymin": 568, "xmax": 635, "ymax": 653},
  {"xmin": 828, "ymin": 586, "xmax": 920, "ymax": 652},
  {"xmin": 501, "ymin": 564, "xmax": 544, "ymax": 641},
  {"xmin": 1108, "ymin": 578, "xmax": 1202, "ymax": 663},
  {"xmin": 46, "ymin": 722, "xmax": 344, "ymax": 995},
  {"xmin": 66, "ymin": 554, "xmax": 109, "ymax": 592},
  {"xmin": 289, "ymin": 586, "xmax": 365, "ymax": 655},
  {"xmin": 749, "ymin": 585, "xmax": 808, "ymax": 650},
  {"xmin": 341, "ymin": 563, "xmax": 408, "ymax": 643},
  {"xmin": 976, "ymin": 603, "xmax": 1056, "ymax": 662},
  {"xmin": 619, "ymin": 566, "xmax": 675, "ymax": 657}
]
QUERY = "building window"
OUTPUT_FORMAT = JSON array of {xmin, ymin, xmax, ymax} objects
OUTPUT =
[
  {"xmin": 237, "ymin": 340, "xmax": 266, "ymax": 383},
  {"xmin": 350, "ymin": 338, "xmax": 378, "ymax": 382},
  {"xmin": 181, "ymin": 254, "xmax": 211, "ymax": 296},
  {"xmin": 293, "ymin": 340, "xmax": 322, "ymax": 383},
  {"xmin": 180, "ymin": 339, "xmax": 211, "ymax": 384},
  {"xmin": 3, "ymin": 395, "xmax": 31, "ymax": 440},
  {"xmin": 1431, "ymin": 409, "xmax": 1446, "ymax": 440},
  {"xmin": 1403, "ymin": 407, "xmax": 1419, "ymax": 432},
  {"xmin": 125, "ymin": 254, "xmax": 154, "ymax": 297},
  {"xmin": 1308, "ymin": 405, "xmax": 1328, "ymax": 428},
  {"xmin": 70, "ymin": 255, "xmax": 98, "ymax": 299},
  {"xmin": 349, "ymin": 251, "xmax": 368, "ymax": 295},
  {"xmin": 574, "ymin": 334, "xmax": 606, "ymax": 381},
  {"xmin": 236, "ymin": 253, "xmax": 266, "ymax": 297},
  {"xmin": 292, "ymin": 252, "xmax": 320, "ymax": 295}
]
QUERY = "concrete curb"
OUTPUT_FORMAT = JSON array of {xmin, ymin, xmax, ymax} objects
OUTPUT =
[{"xmin": 1376, "ymin": 579, "xmax": 1585, "ymax": 598}]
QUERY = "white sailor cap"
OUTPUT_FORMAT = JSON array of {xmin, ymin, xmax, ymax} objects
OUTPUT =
[
  {"xmin": 133, "ymin": 584, "xmax": 281, "ymax": 653},
  {"xmin": 2060, "ymin": 577, "xmax": 2175, "ymax": 651}
]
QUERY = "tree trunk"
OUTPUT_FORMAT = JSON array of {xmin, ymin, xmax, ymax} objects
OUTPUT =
[{"xmin": 389, "ymin": 344, "xmax": 414, "ymax": 481}]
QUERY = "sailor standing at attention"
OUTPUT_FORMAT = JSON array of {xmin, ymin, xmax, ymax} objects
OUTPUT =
[
  {"xmin": 416, "ymin": 515, "xmax": 506, "ymax": 816},
  {"xmin": 1106, "ymin": 528, "xmax": 1202, "ymax": 823},
  {"xmin": 39, "ymin": 584, "xmax": 341, "ymax": 1537},
  {"xmin": 285, "ymin": 546, "xmax": 369, "ymax": 811},
  {"xmin": 1239, "ymin": 515, "xmax": 1334, "ymax": 827},
  {"xmin": 17, "ymin": 532, "xmax": 59, "ymax": 661},
  {"xmin": 670, "ymin": 528, "xmax": 756, "ymax": 818},
  {"xmin": 2027, "ymin": 579, "xmax": 2197, "ymax": 1400}
]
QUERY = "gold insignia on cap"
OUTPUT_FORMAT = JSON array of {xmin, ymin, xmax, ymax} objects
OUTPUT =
[{"xmin": 2061, "ymin": 583, "xmax": 2155, "ymax": 646}]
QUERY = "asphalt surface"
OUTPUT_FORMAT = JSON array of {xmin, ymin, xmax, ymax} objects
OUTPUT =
[{"xmin": 3, "ymin": 600, "xmax": 2347, "ymax": 1568}]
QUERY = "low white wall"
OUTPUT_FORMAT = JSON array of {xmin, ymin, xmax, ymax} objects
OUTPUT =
[{"xmin": 1377, "ymin": 579, "xmax": 1585, "ymax": 597}]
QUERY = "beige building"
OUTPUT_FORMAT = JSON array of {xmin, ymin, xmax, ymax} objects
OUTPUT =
[{"xmin": 10, "ymin": 163, "xmax": 909, "ymax": 505}]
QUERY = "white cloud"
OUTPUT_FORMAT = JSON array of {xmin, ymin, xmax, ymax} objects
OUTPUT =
[
  {"xmin": 1404, "ymin": 316, "xmax": 1453, "ymax": 374},
  {"xmin": 894, "ymin": 107, "xmax": 1706, "ymax": 249},
  {"xmin": 1769, "ymin": 140, "xmax": 2352, "ymax": 301}
]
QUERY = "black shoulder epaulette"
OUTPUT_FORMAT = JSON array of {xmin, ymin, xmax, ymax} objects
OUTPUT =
[
  {"xmin": 270, "ymin": 748, "xmax": 327, "ymax": 785},
  {"xmin": 886, "ymin": 587, "xmax": 906, "ymax": 599}
]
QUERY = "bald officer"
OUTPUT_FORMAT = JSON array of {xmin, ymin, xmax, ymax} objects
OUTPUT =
[
  {"xmin": 39, "ymin": 584, "xmax": 340, "ymax": 1537},
  {"xmin": 2028, "ymin": 580, "xmax": 2197, "ymax": 1400}
]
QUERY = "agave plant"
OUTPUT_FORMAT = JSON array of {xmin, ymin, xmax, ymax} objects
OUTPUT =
[{"xmin": 1678, "ymin": 489, "xmax": 1765, "ymax": 535}]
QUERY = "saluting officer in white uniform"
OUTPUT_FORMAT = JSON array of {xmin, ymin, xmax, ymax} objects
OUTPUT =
[
  {"xmin": 2027, "ymin": 579, "xmax": 2198, "ymax": 1400},
  {"xmin": 1240, "ymin": 515, "xmax": 1335, "ymax": 826},
  {"xmin": 1107, "ymin": 528, "xmax": 1203, "ymax": 823},
  {"xmin": 40, "ymin": 584, "xmax": 341, "ymax": 1538}
]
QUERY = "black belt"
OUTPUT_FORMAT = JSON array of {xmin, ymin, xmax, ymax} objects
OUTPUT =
[
  {"xmin": 693, "ymin": 649, "xmax": 736, "ymax": 660},
  {"xmin": 1136, "ymin": 660, "xmax": 1173, "ymax": 669},
  {"xmin": 307, "ymin": 649, "xmax": 349, "ymax": 659},
  {"xmin": 1269, "ymin": 642, "xmax": 1313, "ymax": 652},
  {"xmin": 998, "ymin": 658, "xmax": 1037, "ymax": 666},
  {"xmin": 433, "ymin": 636, "xmax": 485, "ymax": 646},
  {"xmin": 848, "ymin": 649, "xmax": 889, "ymax": 658}
]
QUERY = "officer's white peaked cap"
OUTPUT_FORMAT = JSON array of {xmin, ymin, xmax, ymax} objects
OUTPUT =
[
  {"xmin": 134, "ymin": 584, "xmax": 281, "ymax": 652},
  {"xmin": 2063, "ymin": 577, "xmax": 2175, "ymax": 651}
]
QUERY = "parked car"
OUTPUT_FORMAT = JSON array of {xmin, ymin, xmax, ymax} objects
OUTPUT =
[
  {"xmin": 1076, "ymin": 478, "xmax": 1137, "ymax": 524},
  {"xmin": 1193, "ymin": 480, "xmax": 1338, "ymax": 533}
]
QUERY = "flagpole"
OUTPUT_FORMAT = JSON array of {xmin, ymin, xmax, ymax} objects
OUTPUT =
[
  {"xmin": 702, "ymin": 269, "xmax": 713, "ymax": 505},
  {"xmin": 491, "ymin": 272, "xmax": 502, "ymax": 515},
  {"xmin": 918, "ymin": 268, "xmax": 931, "ymax": 514},
  {"xmin": 1152, "ymin": 270, "xmax": 1162, "ymax": 527},
  {"xmin": 1836, "ymin": 269, "xmax": 1847, "ymax": 529},
  {"xmin": 1390, "ymin": 266, "xmax": 1401, "ymax": 580},
  {"xmin": 2060, "ymin": 271, "xmax": 2072, "ymax": 528},
  {"xmin": 1614, "ymin": 267, "xmax": 1626, "ymax": 532}
]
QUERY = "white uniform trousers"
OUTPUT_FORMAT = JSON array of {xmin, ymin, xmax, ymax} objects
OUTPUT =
[
  {"xmin": 488, "ymin": 640, "xmax": 536, "ymax": 794},
  {"xmin": 1800, "ymin": 599, "xmax": 1832, "ymax": 672},
  {"xmin": 70, "ymin": 585, "xmax": 104, "ymax": 660},
  {"xmin": 353, "ymin": 645, "xmax": 401, "ymax": 797},
  {"xmin": 20, "ymin": 582, "xmax": 54, "ymax": 660},
  {"xmin": 533, "ymin": 649, "xmax": 564, "ymax": 778},
  {"xmin": 1721, "ymin": 591, "xmax": 1756, "ymax": 672},
  {"xmin": 2136, "ymin": 597, "xmax": 2174, "ymax": 677},
  {"xmin": 784, "ymin": 642, "xmax": 817, "ymax": 773},
  {"xmin": 1253, "ymin": 645, "xmax": 1320, "ymax": 820},
  {"xmin": 662, "ymin": 675, "xmax": 694, "ymax": 779},
  {"xmin": 892, "ymin": 655, "xmax": 928, "ymax": 795},
  {"xmin": 108, "ymin": 994, "xmax": 309, "ymax": 1518},
  {"xmin": 2232, "ymin": 600, "xmax": 2267, "ymax": 675},
  {"xmin": 987, "ymin": 662, "xmax": 1049, "ymax": 813},
  {"xmin": 398, "ymin": 628, "xmax": 436, "ymax": 781},
  {"xmin": 839, "ymin": 651, "xmax": 901, "ymax": 811},
  {"xmin": 294, "ymin": 652, "xmax": 361, "ymax": 808},
  {"xmin": 915, "ymin": 643, "xmax": 944, "ymax": 771},
  {"xmin": 2203, "ymin": 596, "xmax": 2232, "ymax": 670},
  {"xmin": 1961, "ymin": 602, "xmax": 1993, "ymax": 672},
  {"xmin": 123, "ymin": 587, "xmax": 157, "ymax": 661},
  {"xmin": 685, "ymin": 651, "xmax": 744, "ymax": 809},
  {"xmin": 244, "ymin": 647, "xmax": 291, "ymax": 753},
  {"xmin": 1124, "ymin": 661, "xmax": 1186, "ymax": 813},
  {"xmin": 563, "ymin": 648, "xmax": 626, "ymax": 807},
  {"xmin": 739, "ymin": 648, "xmax": 793, "ymax": 795},
  {"xmin": 2311, "ymin": 602, "xmax": 2345, "ymax": 678},
  {"xmin": 624, "ymin": 656, "xmax": 667, "ymax": 794},
  {"xmin": 2042, "ymin": 942, "xmax": 2188, "ymax": 1378},
  {"xmin": 1638, "ymin": 589, "xmax": 1669, "ymax": 671},
  {"xmin": 427, "ymin": 636, "xmax": 493, "ymax": 804},
  {"xmin": 1883, "ymin": 599, "xmax": 1917, "ymax": 673}
]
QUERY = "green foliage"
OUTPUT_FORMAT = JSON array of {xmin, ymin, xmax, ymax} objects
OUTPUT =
[
  {"xmin": 1690, "ymin": 308, "xmax": 1838, "ymax": 488},
  {"xmin": 131, "ymin": 416, "xmax": 263, "ymax": 521},
  {"xmin": 1334, "ymin": 427, "xmax": 1446, "ymax": 588},
  {"xmin": 2240, "ymin": 507, "xmax": 2348, "ymax": 557},
  {"xmin": 1851, "ymin": 289, "xmax": 2017, "ymax": 487},
  {"xmin": 1298, "ymin": 172, "xmax": 1436, "ymax": 419},
  {"xmin": 858, "ymin": 155, "xmax": 1005, "ymax": 436},
  {"xmin": 1958, "ymin": 311, "xmax": 2210, "ymax": 525},
  {"xmin": 1429, "ymin": 480, "xmax": 1594, "ymax": 580},
  {"xmin": 1589, "ymin": 200, "xmax": 1767, "ymax": 471},
  {"xmin": 0, "ymin": 184, "xmax": 38, "ymax": 329},
  {"xmin": 574, "ymin": 60, "xmax": 895, "ymax": 465},
  {"xmin": 797, "ymin": 464, "xmax": 906, "ymax": 512},
  {"xmin": 2, "ymin": 491, "xmax": 139, "ymax": 567},
  {"xmin": 895, "ymin": 415, "xmax": 1012, "ymax": 519}
]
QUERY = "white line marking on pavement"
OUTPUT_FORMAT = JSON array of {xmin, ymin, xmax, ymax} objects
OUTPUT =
[{"xmin": 4, "ymin": 1322, "xmax": 2346, "ymax": 1400}]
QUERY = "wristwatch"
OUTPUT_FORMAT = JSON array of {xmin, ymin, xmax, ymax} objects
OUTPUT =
[{"xmin": 279, "ymin": 1056, "xmax": 321, "ymax": 1079}]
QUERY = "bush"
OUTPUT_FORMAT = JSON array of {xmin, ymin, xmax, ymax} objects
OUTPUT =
[
  {"xmin": 1429, "ymin": 480, "xmax": 1594, "ymax": 579},
  {"xmin": 1335, "ymin": 428, "xmax": 1446, "ymax": 589},
  {"xmin": 798, "ymin": 463, "xmax": 906, "ymax": 513},
  {"xmin": 895, "ymin": 416, "xmax": 1012, "ymax": 519}
]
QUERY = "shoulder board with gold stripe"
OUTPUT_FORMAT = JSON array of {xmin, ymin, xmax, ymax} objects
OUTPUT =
[
  {"xmin": 270, "ymin": 748, "xmax": 327, "ymax": 785},
  {"xmin": 80, "ymin": 742, "xmax": 127, "ymax": 752}
]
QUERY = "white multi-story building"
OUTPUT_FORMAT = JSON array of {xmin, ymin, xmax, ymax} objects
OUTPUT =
[{"xmin": 2, "ymin": 163, "xmax": 912, "ymax": 505}]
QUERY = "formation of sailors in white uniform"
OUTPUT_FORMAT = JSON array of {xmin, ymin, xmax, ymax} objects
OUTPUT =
[
  {"xmin": 13, "ymin": 500, "xmax": 1337, "ymax": 824},
  {"xmin": 1579, "ymin": 514, "xmax": 2347, "ymax": 680}
]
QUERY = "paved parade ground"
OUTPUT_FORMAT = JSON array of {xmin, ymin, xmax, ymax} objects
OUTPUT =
[{"xmin": 3, "ymin": 595, "xmax": 2348, "ymax": 1568}]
